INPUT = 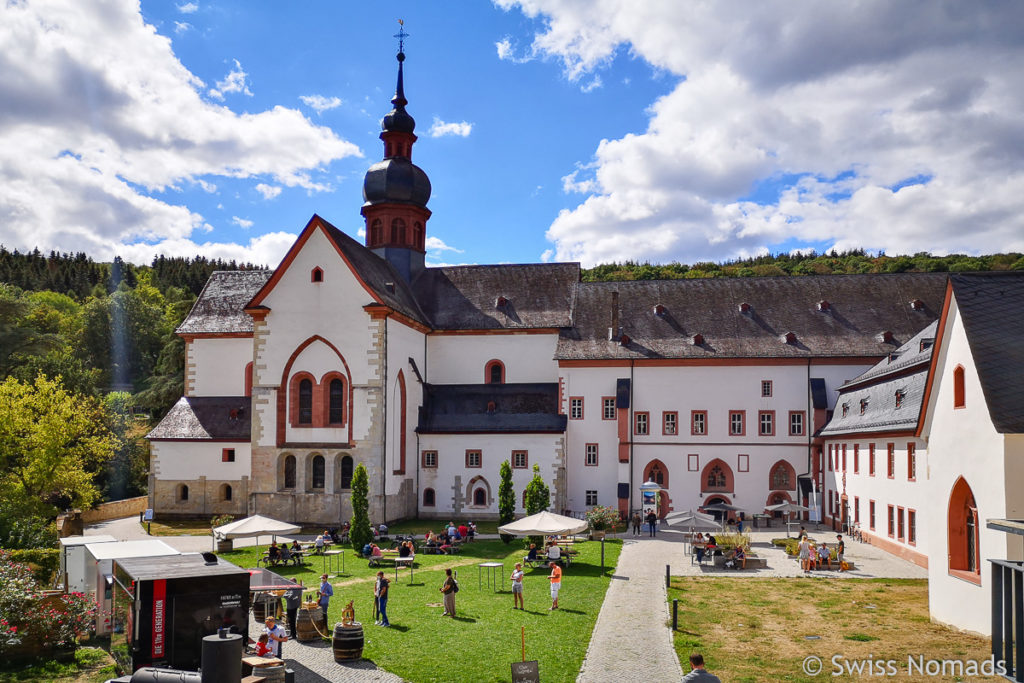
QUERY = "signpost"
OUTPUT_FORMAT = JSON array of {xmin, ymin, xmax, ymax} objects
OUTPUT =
[{"xmin": 512, "ymin": 626, "xmax": 540, "ymax": 683}]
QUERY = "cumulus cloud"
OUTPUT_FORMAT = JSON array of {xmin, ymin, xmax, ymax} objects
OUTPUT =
[
  {"xmin": 425, "ymin": 236, "xmax": 463, "ymax": 253},
  {"xmin": 231, "ymin": 216, "xmax": 253, "ymax": 229},
  {"xmin": 177, "ymin": 2, "xmax": 198, "ymax": 13},
  {"xmin": 255, "ymin": 183, "xmax": 282, "ymax": 200},
  {"xmin": 499, "ymin": 0, "xmax": 1024, "ymax": 265},
  {"xmin": 174, "ymin": 21, "xmax": 192, "ymax": 34},
  {"xmin": 0, "ymin": 0, "xmax": 360, "ymax": 262},
  {"xmin": 299, "ymin": 94, "xmax": 342, "ymax": 114},
  {"xmin": 428, "ymin": 117, "xmax": 473, "ymax": 138},
  {"xmin": 208, "ymin": 59, "xmax": 252, "ymax": 100},
  {"xmin": 118, "ymin": 231, "xmax": 296, "ymax": 268}
]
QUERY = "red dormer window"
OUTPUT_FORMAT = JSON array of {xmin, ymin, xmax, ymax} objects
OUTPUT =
[{"xmin": 311, "ymin": 267, "xmax": 323, "ymax": 283}]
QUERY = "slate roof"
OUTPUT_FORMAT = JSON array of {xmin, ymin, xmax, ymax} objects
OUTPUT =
[
  {"xmin": 557, "ymin": 274, "xmax": 947, "ymax": 360},
  {"xmin": 950, "ymin": 272, "xmax": 1024, "ymax": 434},
  {"xmin": 413, "ymin": 264, "xmax": 578, "ymax": 330},
  {"xmin": 176, "ymin": 270, "xmax": 272, "ymax": 335},
  {"xmin": 819, "ymin": 322, "xmax": 937, "ymax": 437},
  {"xmin": 147, "ymin": 396, "xmax": 251, "ymax": 441},
  {"xmin": 417, "ymin": 383, "xmax": 567, "ymax": 433}
]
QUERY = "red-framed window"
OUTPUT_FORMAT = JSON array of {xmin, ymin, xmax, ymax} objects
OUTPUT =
[
  {"xmin": 907, "ymin": 443, "xmax": 916, "ymax": 481},
  {"xmin": 634, "ymin": 412, "xmax": 649, "ymax": 435},
  {"xmin": 853, "ymin": 496, "xmax": 860, "ymax": 524},
  {"xmin": 827, "ymin": 444, "xmax": 833, "ymax": 472},
  {"xmin": 841, "ymin": 444, "xmax": 847, "ymax": 473},
  {"xmin": 897, "ymin": 506, "xmax": 905, "ymax": 541},
  {"xmin": 887, "ymin": 505, "xmax": 895, "ymax": 537},
  {"xmin": 691, "ymin": 410, "xmax": 707, "ymax": 435},
  {"xmin": 869, "ymin": 444, "xmax": 876, "ymax": 476},
  {"xmin": 758, "ymin": 410, "xmax": 775, "ymax": 436},
  {"xmin": 853, "ymin": 444, "xmax": 859, "ymax": 474},
  {"xmin": 569, "ymin": 397, "xmax": 584, "ymax": 420},
  {"xmin": 789, "ymin": 411, "xmax": 804, "ymax": 436},
  {"xmin": 908, "ymin": 509, "xmax": 917, "ymax": 545},
  {"xmin": 662, "ymin": 411, "xmax": 678, "ymax": 435},
  {"xmin": 222, "ymin": 448, "xmax": 235, "ymax": 463},
  {"xmin": 422, "ymin": 450, "xmax": 438, "ymax": 468},
  {"xmin": 512, "ymin": 450, "xmax": 528, "ymax": 469},
  {"xmin": 485, "ymin": 360, "xmax": 505, "ymax": 385},
  {"xmin": 761, "ymin": 380, "xmax": 772, "ymax": 397},
  {"xmin": 585, "ymin": 443, "xmax": 598, "ymax": 467},
  {"xmin": 729, "ymin": 410, "xmax": 745, "ymax": 436},
  {"xmin": 602, "ymin": 397, "xmax": 616, "ymax": 420},
  {"xmin": 869, "ymin": 500, "xmax": 876, "ymax": 530},
  {"xmin": 887, "ymin": 443, "xmax": 895, "ymax": 478},
  {"xmin": 311, "ymin": 267, "xmax": 323, "ymax": 283},
  {"xmin": 466, "ymin": 450, "xmax": 482, "ymax": 468},
  {"xmin": 953, "ymin": 364, "xmax": 966, "ymax": 409}
]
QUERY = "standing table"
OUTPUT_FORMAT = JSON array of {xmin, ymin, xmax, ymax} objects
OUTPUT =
[
  {"xmin": 323, "ymin": 549, "xmax": 345, "ymax": 576},
  {"xmin": 478, "ymin": 562, "xmax": 503, "ymax": 591}
]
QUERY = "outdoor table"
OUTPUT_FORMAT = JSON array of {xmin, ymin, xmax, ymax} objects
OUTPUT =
[
  {"xmin": 323, "ymin": 549, "xmax": 344, "ymax": 576},
  {"xmin": 395, "ymin": 556, "xmax": 414, "ymax": 582},
  {"xmin": 242, "ymin": 655, "xmax": 284, "ymax": 676},
  {"xmin": 478, "ymin": 561, "xmax": 503, "ymax": 591}
]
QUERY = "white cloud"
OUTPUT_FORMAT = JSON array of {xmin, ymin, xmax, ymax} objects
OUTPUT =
[
  {"xmin": 176, "ymin": 2, "xmax": 198, "ymax": 13},
  {"xmin": 208, "ymin": 59, "xmax": 252, "ymax": 100},
  {"xmin": 580, "ymin": 75, "xmax": 602, "ymax": 93},
  {"xmin": 428, "ymin": 117, "xmax": 473, "ymax": 138},
  {"xmin": 254, "ymin": 183, "xmax": 282, "ymax": 200},
  {"xmin": 118, "ymin": 231, "xmax": 296, "ymax": 268},
  {"xmin": 195, "ymin": 179, "xmax": 217, "ymax": 193},
  {"xmin": 0, "ymin": 1, "xmax": 361, "ymax": 261},
  {"xmin": 231, "ymin": 216, "xmax": 253, "ymax": 229},
  {"xmin": 299, "ymin": 94, "xmax": 342, "ymax": 114},
  {"xmin": 499, "ymin": 0, "xmax": 1024, "ymax": 265},
  {"xmin": 174, "ymin": 21, "xmax": 192, "ymax": 34},
  {"xmin": 425, "ymin": 236, "xmax": 464, "ymax": 253}
]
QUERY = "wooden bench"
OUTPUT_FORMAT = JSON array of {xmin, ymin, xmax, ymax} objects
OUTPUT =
[{"xmin": 712, "ymin": 555, "xmax": 768, "ymax": 569}]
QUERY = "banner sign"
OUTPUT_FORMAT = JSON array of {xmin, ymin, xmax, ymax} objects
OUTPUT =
[{"xmin": 152, "ymin": 579, "xmax": 166, "ymax": 658}]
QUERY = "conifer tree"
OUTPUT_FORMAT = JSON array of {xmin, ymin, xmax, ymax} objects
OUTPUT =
[
  {"xmin": 524, "ymin": 463, "xmax": 550, "ymax": 515},
  {"xmin": 349, "ymin": 463, "xmax": 373, "ymax": 553},
  {"xmin": 498, "ymin": 459, "xmax": 515, "ymax": 544}
]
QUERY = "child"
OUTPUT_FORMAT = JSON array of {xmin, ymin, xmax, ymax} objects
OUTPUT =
[{"xmin": 255, "ymin": 633, "xmax": 272, "ymax": 657}]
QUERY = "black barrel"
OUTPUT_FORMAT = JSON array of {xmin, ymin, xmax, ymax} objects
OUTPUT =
[
  {"xmin": 201, "ymin": 630, "xmax": 242, "ymax": 683},
  {"xmin": 332, "ymin": 622, "xmax": 364, "ymax": 662}
]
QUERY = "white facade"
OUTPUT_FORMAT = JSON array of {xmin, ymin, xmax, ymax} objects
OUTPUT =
[{"xmin": 187, "ymin": 337, "xmax": 252, "ymax": 396}]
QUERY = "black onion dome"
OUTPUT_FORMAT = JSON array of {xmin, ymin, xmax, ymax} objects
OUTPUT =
[
  {"xmin": 382, "ymin": 52, "xmax": 415, "ymax": 134},
  {"xmin": 362, "ymin": 158, "xmax": 431, "ymax": 207}
]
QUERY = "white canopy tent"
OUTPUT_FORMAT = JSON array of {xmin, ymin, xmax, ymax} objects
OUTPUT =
[
  {"xmin": 497, "ymin": 510, "xmax": 589, "ymax": 536},
  {"xmin": 212, "ymin": 514, "xmax": 301, "ymax": 543}
]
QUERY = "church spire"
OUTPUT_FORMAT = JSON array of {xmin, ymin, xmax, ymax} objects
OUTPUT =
[{"xmin": 361, "ymin": 23, "xmax": 432, "ymax": 282}]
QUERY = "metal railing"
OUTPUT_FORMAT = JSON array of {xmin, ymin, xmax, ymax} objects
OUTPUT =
[{"xmin": 991, "ymin": 559, "xmax": 1024, "ymax": 681}]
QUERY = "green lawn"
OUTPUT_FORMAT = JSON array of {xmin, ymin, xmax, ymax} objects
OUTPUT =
[
  {"xmin": 220, "ymin": 538, "xmax": 621, "ymax": 682},
  {"xmin": 0, "ymin": 647, "xmax": 116, "ymax": 683}
]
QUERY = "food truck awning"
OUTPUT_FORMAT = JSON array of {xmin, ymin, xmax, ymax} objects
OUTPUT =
[
  {"xmin": 248, "ymin": 567, "xmax": 302, "ymax": 592},
  {"xmin": 60, "ymin": 534, "xmax": 118, "ymax": 547},
  {"xmin": 86, "ymin": 539, "xmax": 179, "ymax": 561}
]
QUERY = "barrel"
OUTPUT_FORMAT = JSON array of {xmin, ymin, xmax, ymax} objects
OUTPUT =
[
  {"xmin": 253, "ymin": 596, "xmax": 281, "ymax": 624},
  {"xmin": 249, "ymin": 664, "xmax": 285, "ymax": 683},
  {"xmin": 332, "ymin": 622, "xmax": 364, "ymax": 662},
  {"xmin": 295, "ymin": 606, "xmax": 323, "ymax": 642}
]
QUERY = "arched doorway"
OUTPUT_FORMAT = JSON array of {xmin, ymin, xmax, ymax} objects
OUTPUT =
[
  {"xmin": 642, "ymin": 459, "xmax": 670, "ymax": 518},
  {"xmin": 766, "ymin": 491, "xmax": 792, "ymax": 519},
  {"xmin": 948, "ymin": 477, "xmax": 980, "ymax": 578}
]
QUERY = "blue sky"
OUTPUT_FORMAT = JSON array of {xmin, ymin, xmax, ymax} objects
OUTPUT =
[{"xmin": 1, "ymin": 1, "xmax": 1023, "ymax": 268}]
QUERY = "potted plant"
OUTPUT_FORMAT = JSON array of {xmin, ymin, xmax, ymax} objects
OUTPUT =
[
  {"xmin": 211, "ymin": 514, "xmax": 234, "ymax": 552},
  {"xmin": 585, "ymin": 505, "xmax": 621, "ymax": 540}
]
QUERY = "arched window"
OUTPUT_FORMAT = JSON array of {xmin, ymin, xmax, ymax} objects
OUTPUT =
[
  {"xmin": 339, "ymin": 455, "xmax": 353, "ymax": 489},
  {"xmin": 393, "ymin": 371, "xmax": 406, "ymax": 475},
  {"xmin": 311, "ymin": 267, "xmax": 323, "ymax": 283},
  {"xmin": 221, "ymin": 484, "xmax": 232, "ymax": 502},
  {"xmin": 948, "ymin": 477, "xmax": 979, "ymax": 578},
  {"xmin": 953, "ymin": 364, "xmax": 966, "ymax": 409},
  {"xmin": 423, "ymin": 488, "xmax": 435, "ymax": 507},
  {"xmin": 769, "ymin": 461, "xmax": 795, "ymax": 490},
  {"xmin": 370, "ymin": 219, "xmax": 382, "ymax": 245},
  {"xmin": 649, "ymin": 463, "xmax": 665, "ymax": 485},
  {"xmin": 474, "ymin": 488, "xmax": 487, "ymax": 506},
  {"xmin": 413, "ymin": 222, "xmax": 423, "ymax": 249},
  {"xmin": 701, "ymin": 458, "xmax": 733, "ymax": 492},
  {"xmin": 298, "ymin": 378, "xmax": 313, "ymax": 424},
  {"xmin": 485, "ymin": 360, "xmax": 505, "ymax": 385},
  {"xmin": 391, "ymin": 218, "xmax": 406, "ymax": 244},
  {"xmin": 284, "ymin": 455, "xmax": 296, "ymax": 489},
  {"xmin": 311, "ymin": 455, "xmax": 325, "ymax": 489},
  {"xmin": 707, "ymin": 465, "xmax": 725, "ymax": 488},
  {"xmin": 178, "ymin": 484, "xmax": 189, "ymax": 502},
  {"xmin": 329, "ymin": 378, "xmax": 345, "ymax": 424}
]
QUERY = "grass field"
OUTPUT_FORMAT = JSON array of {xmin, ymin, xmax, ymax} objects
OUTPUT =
[
  {"xmin": 0, "ymin": 647, "xmax": 116, "ymax": 683},
  {"xmin": 220, "ymin": 537, "xmax": 621, "ymax": 683},
  {"xmin": 668, "ymin": 577, "xmax": 998, "ymax": 682}
]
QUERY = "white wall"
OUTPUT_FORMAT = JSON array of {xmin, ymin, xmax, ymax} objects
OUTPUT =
[
  {"xmin": 151, "ymin": 441, "xmax": 251, "ymax": 480},
  {"xmin": 189, "ymin": 338, "xmax": 252, "ymax": 396},
  {"xmin": 426, "ymin": 333, "xmax": 559, "ymax": 384},
  {"xmin": 385, "ymin": 316, "xmax": 426, "ymax": 495}
]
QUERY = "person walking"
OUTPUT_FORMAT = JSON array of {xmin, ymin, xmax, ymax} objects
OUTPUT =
[
  {"xmin": 836, "ymin": 534, "xmax": 846, "ymax": 571},
  {"xmin": 798, "ymin": 535, "xmax": 811, "ymax": 573},
  {"xmin": 317, "ymin": 574, "xmax": 333, "ymax": 613},
  {"xmin": 646, "ymin": 510, "xmax": 658, "ymax": 537},
  {"xmin": 681, "ymin": 653, "xmax": 721, "ymax": 682},
  {"xmin": 631, "ymin": 512, "xmax": 642, "ymax": 536},
  {"xmin": 440, "ymin": 568, "xmax": 457, "ymax": 616},
  {"xmin": 510, "ymin": 563, "xmax": 525, "ymax": 610},
  {"xmin": 548, "ymin": 561, "xmax": 562, "ymax": 610},
  {"xmin": 374, "ymin": 571, "xmax": 390, "ymax": 627},
  {"xmin": 263, "ymin": 615, "xmax": 288, "ymax": 659}
]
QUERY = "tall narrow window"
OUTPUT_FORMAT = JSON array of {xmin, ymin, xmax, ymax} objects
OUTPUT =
[
  {"xmin": 869, "ymin": 500, "xmax": 876, "ymax": 530},
  {"xmin": 340, "ymin": 455, "xmax": 353, "ymax": 489},
  {"xmin": 869, "ymin": 444, "xmax": 876, "ymax": 476},
  {"xmin": 370, "ymin": 219, "xmax": 382, "ymax": 245},
  {"xmin": 908, "ymin": 509, "xmax": 917, "ymax": 544},
  {"xmin": 948, "ymin": 477, "xmax": 979, "ymax": 577},
  {"xmin": 329, "ymin": 378, "xmax": 345, "ymax": 425},
  {"xmin": 284, "ymin": 455, "xmax": 296, "ymax": 489},
  {"xmin": 486, "ymin": 360, "xmax": 505, "ymax": 385},
  {"xmin": 789, "ymin": 411, "xmax": 804, "ymax": 436},
  {"xmin": 907, "ymin": 443, "xmax": 916, "ymax": 481},
  {"xmin": 311, "ymin": 267, "xmax": 324, "ymax": 283},
  {"xmin": 423, "ymin": 488, "xmax": 435, "ymax": 507},
  {"xmin": 887, "ymin": 443, "xmax": 895, "ymax": 478},
  {"xmin": 761, "ymin": 380, "xmax": 772, "ymax": 397},
  {"xmin": 853, "ymin": 496, "xmax": 860, "ymax": 524},
  {"xmin": 391, "ymin": 218, "xmax": 406, "ymax": 243},
  {"xmin": 178, "ymin": 484, "xmax": 189, "ymax": 502},
  {"xmin": 634, "ymin": 412, "xmax": 649, "ymax": 435},
  {"xmin": 729, "ymin": 411, "xmax": 745, "ymax": 436},
  {"xmin": 298, "ymin": 379, "xmax": 313, "ymax": 425},
  {"xmin": 585, "ymin": 443, "xmax": 598, "ymax": 466},
  {"xmin": 759, "ymin": 410, "xmax": 775, "ymax": 436},
  {"xmin": 311, "ymin": 455, "xmax": 325, "ymax": 489},
  {"xmin": 953, "ymin": 365, "xmax": 966, "ymax": 409},
  {"xmin": 853, "ymin": 445, "xmax": 859, "ymax": 473},
  {"xmin": 474, "ymin": 488, "xmax": 487, "ymax": 506},
  {"xmin": 692, "ymin": 411, "xmax": 707, "ymax": 435},
  {"xmin": 222, "ymin": 484, "xmax": 232, "ymax": 502}
]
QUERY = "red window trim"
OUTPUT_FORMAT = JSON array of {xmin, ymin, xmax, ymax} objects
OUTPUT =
[
  {"xmin": 289, "ymin": 371, "xmax": 318, "ymax": 427},
  {"xmin": 897, "ymin": 506, "xmax": 905, "ymax": 541},
  {"xmin": 907, "ymin": 443, "xmax": 916, "ymax": 482},
  {"xmin": 691, "ymin": 410, "xmax": 708, "ymax": 435},
  {"xmin": 421, "ymin": 450, "xmax": 438, "ymax": 468},
  {"xmin": 634, "ymin": 411, "xmax": 650, "ymax": 436},
  {"xmin": 465, "ymin": 450, "xmax": 482, "ymax": 468},
  {"xmin": 788, "ymin": 410, "xmax": 805, "ymax": 436},
  {"xmin": 853, "ymin": 496, "xmax": 860, "ymax": 524},
  {"xmin": 662, "ymin": 411, "xmax": 678, "ymax": 436},
  {"xmin": 311, "ymin": 266, "xmax": 323, "ymax": 283},
  {"xmin": 221, "ymin": 448, "xmax": 235, "ymax": 463},
  {"xmin": 758, "ymin": 410, "xmax": 776, "ymax": 437},
  {"xmin": 728, "ymin": 410, "xmax": 746, "ymax": 436},
  {"xmin": 511, "ymin": 450, "xmax": 528, "ymax": 469},
  {"xmin": 320, "ymin": 371, "xmax": 348, "ymax": 427},
  {"xmin": 887, "ymin": 504, "xmax": 895, "ymax": 538},
  {"xmin": 869, "ymin": 444, "xmax": 876, "ymax": 477},
  {"xmin": 244, "ymin": 362, "xmax": 253, "ymax": 397},
  {"xmin": 484, "ymin": 359, "xmax": 505, "ymax": 385},
  {"xmin": 869, "ymin": 500, "xmax": 876, "ymax": 530},
  {"xmin": 601, "ymin": 396, "xmax": 616, "ymax": 420},
  {"xmin": 841, "ymin": 444, "xmax": 847, "ymax": 473},
  {"xmin": 584, "ymin": 443, "xmax": 599, "ymax": 467},
  {"xmin": 953, "ymin": 364, "xmax": 966, "ymax": 409},
  {"xmin": 761, "ymin": 379, "xmax": 772, "ymax": 397},
  {"xmin": 853, "ymin": 444, "xmax": 859, "ymax": 474},
  {"xmin": 887, "ymin": 443, "xmax": 895, "ymax": 479},
  {"xmin": 569, "ymin": 396, "xmax": 584, "ymax": 420},
  {"xmin": 908, "ymin": 508, "xmax": 917, "ymax": 546}
]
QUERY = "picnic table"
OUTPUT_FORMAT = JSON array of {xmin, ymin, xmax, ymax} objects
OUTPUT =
[{"xmin": 257, "ymin": 549, "xmax": 306, "ymax": 567}]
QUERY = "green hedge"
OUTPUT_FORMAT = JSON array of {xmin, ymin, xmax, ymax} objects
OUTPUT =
[{"xmin": 8, "ymin": 548, "xmax": 60, "ymax": 585}]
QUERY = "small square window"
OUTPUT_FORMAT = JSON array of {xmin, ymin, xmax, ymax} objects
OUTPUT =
[
  {"xmin": 662, "ymin": 411, "xmax": 677, "ymax": 435},
  {"xmin": 585, "ymin": 443, "xmax": 598, "ymax": 467},
  {"xmin": 585, "ymin": 490, "xmax": 598, "ymax": 506},
  {"xmin": 761, "ymin": 380, "xmax": 772, "ymax": 397},
  {"xmin": 466, "ymin": 450, "xmax": 482, "ymax": 468},
  {"xmin": 691, "ymin": 411, "xmax": 707, "ymax": 435},
  {"xmin": 422, "ymin": 450, "xmax": 437, "ymax": 468},
  {"xmin": 569, "ymin": 397, "xmax": 583, "ymax": 420},
  {"xmin": 634, "ymin": 412, "xmax": 649, "ymax": 435},
  {"xmin": 222, "ymin": 448, "xmax": 235, "ymax": 463},
  {"xmin": 602, "ymin": 397, "xmax": 616, "ymax": 420},
  {"xmin": 512, "ymin": 450, "xmax": 528, "ymax": 469}
]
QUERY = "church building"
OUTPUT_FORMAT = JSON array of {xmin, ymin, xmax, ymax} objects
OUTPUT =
[{"xmin": 147, "ymin": 46, "xmax": 951, "ymax": 528}]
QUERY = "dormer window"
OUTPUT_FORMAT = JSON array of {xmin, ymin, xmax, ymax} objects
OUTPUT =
[
  {"xmin": 817, "ymin": 300, "xmax": 830, "ymax": 312},
  {"xmin": 739, "ymin": 302, "xmax": 751, "ymax": 313},
  {"xmin": 619, "ymin": 334, "xmax": 631, "ymax": 346},
  {"xmin": 781, "ymin": 332, "xmax": 797, "ymax": 345},
  {"xmin": 691, "ymin": 333, "xmax": 704, "ymax": 346},
  {"xmin": 311, "ymin": 267, "xmax": 324, "ymax": 283},
  {"xmin": 860, "ymin": 398, "xmax": 869, "ymax": 415},
  {"xmin": 842, "ymin": 403, "xmax": 850, "ymax": 418},
  {"xmin": 495, "ymin": 296, "xmax": 508, "ymax": 309},
  {"xmin": 653, "ymin": 304, "xmax": 667, "ymax": 316},
  {"xmin": 910, "ymin": 299, "xmax": 924, "ymax": 311},
  {"xmin": 920, "ymin": 338, "xmax": 934, "ymax": 352},
  {"xmin": 895, "ymin": 389, "xmax": 906, "ymax": 409},
  {"xmin": 877, "ymin": 330, "xmax": 894, "ymax": 343}
]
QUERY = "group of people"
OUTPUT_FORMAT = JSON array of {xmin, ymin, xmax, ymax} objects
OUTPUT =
[
  {"xmin": 266, "ymin": 540, "xmax": 303, "ymax": 566},
  {"xmin": 508, "ymin": 559, "xmax": 562, "ymax": 611},
  {"xmin": 629, "ymin": 510, "xmax": 661, "ymax": 537},
  {"xmin": 797, "ymin": 532, "xmax": 846, "ymax": 572}
]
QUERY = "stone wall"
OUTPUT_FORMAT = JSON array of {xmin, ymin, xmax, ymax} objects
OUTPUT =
[
  {"xmin": 81, "ymin": 496, "xmax": 149, "ymax": 523},
  {"xmin": 150, "ymin": 477, "xmax": 249, "ymax": 518}
]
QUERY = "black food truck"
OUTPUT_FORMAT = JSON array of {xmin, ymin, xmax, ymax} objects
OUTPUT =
[{"xmin": 111, "ymin": 553, "xmax": 250, "ymax": 673}]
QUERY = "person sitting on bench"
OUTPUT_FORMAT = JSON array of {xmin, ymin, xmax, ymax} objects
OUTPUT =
[
  {"xmin": 546, "ymin": 541, "xmax": 562, "ymax": 565},
  {"xmin": 267, "ymin": 542, "xmax": 281, "ymax": 566},
  {"xmin": 524, "ymin": 543, "xmax": 539, "ymax": 567},
  {"xmin": 279, "ymin": 544, "xmax": 292, "ymax": 565},
  {"xmin": 725, "ymin": 546, "xmax": 746, "ymax": 569}
]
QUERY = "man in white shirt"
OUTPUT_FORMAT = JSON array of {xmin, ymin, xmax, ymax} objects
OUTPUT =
[
  {"xmin": 263, "ymin": 615, "xmax": 287, "ymax": 658},
  {"xmin": 547, "ymin": 542, "xmax": 561, "ymax": 563}
]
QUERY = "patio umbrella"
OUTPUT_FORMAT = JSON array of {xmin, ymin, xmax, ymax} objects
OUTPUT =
[
  {"xmin": 213, "ymin": 514, "xmax": 301, "ymax": 544},
  {"xmin": 664, "ymin": 513, "xmax": 722, "ymax": 532},
  {"xmin": 497, "ymin": 510, "xmax": 589, "ymax": 536},
  {"xmin": 701, "ymin": 502, "xmax": 742, "ymax": 513},
  {"xmin": 765, "ymin": 502, "xmax": 810, "ymax": 537}
]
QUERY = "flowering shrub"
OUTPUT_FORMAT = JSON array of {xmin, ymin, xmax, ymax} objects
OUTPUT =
[{"xmin": 585, "ymin": 505, "xmax": 622, "ymax": 531}]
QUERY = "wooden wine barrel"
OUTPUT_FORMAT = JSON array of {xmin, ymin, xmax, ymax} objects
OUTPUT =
[
  {"xmin": 332, "ymin": 622, "xmax": 364, "ymax": 662},
  {"xmin": 252, "ymin": 595, "xmax": 280, "ymax": 625},
  {"xmin": 295, "ymin": 605, "xmax": 323, "ymax": 641},
  {"xmin": 250, "ymin": 664, "xmax": 286, "ymax": 683}
]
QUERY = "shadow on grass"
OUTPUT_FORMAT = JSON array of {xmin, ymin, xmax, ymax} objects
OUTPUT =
[
  {"xmin": 381, "ymin": 624, "xmax": 410, "ymax": 632},
  {"xmin": 451, "ymin": 615, "xmax": 478, "ymax": 623},
  {"xmin": 553, "ymin": 608, "xmax": 585, "ymax": 615}
]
